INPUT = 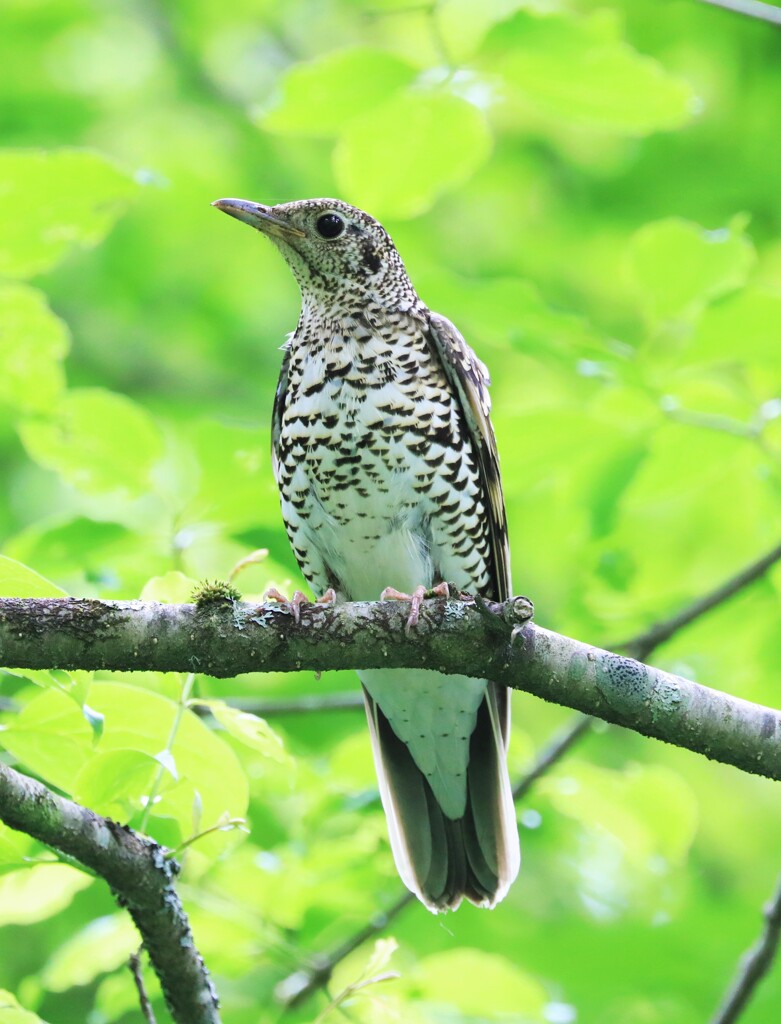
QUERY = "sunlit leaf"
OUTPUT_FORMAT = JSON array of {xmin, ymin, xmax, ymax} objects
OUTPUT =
[
  {"xmin": 72, "ymin": 749, "xmax": 162, "ymax": 819},
  {"xmin": 0, "ymin": 149, "xmax": 137, "ymax": 279},
  {"xmin": 19, "ymin": 387, "xmax": 164, "ymax": 497},
  {"xmin": 334, "ymin": 91, "xmax": 492, "ymax": 218},
  {"xmin": 688, "ymin": 287, "xmax": 781, "ymax": 363},
  {"xmin": 0, "ymin": 990, "xmax": 50, "ymax": 1023},
  {"xmin": 0, "ymin": 556, "xmax": 66, "ymax": 598},
  {"xmin": 412, "ymin": 948, "xmax": 548, "ymax": 1017},
  {"xmin": 41, "ymin": 915, "xmax": 139, "ymax": 991},
  {"xmin": 627, "ymin": 217, "xmax": 755, "ymax": 324},
  {"xmin": 195, "ymin": 699, "xmax": 290, "ymax": 763},
  {"xmin": 0, "ymin": 285, "xmax": 69, "ymax": 414},
  {"xmin": 0, "ymin": 865, "xmax": 92, "ymax": 926},
  {"xmin": 263, "ymin": 48, "xmax": 416, "ymax": 137},
  {"xmin": 140, "ymin": 570, "xmax": 199, "ymax": 604},
  {"xmin": 491, "ymin": 11, "xmax": 696, "ymax": 134}
]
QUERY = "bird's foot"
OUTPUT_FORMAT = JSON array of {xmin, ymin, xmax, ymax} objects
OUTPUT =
[
  {"xmin": 264, "ymin": 587, "xmax": 336, "ymax": 624},
  {"xmin": 380, "ymin": 582, "xmax": 451, "ymax": 634}
]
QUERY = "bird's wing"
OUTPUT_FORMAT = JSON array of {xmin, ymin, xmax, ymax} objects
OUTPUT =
[
  {"xmin": 426, "ymin": 311, "xmax": 511, "ymax": 602},
  {"xmin": 271, "ymin": 343, "xmax": 292, "ymax": 480}
]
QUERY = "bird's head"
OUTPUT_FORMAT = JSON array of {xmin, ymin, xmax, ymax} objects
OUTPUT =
[{"xmin": 212, "ymin": 197, "xmax": 419, "ymax": 316}]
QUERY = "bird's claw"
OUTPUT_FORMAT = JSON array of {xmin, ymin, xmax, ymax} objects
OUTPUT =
[
  {"xmin": 265, "ymin": 587, "xmax": 335, "ymax": 623},
  {"xmin": 381, "ymin": 582, "xmax": 451, "ymax": 634}
]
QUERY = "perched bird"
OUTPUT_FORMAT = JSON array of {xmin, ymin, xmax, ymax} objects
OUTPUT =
[{"xmin": 213, "ymin": 197, "xmax": 520, "ymax": 911}]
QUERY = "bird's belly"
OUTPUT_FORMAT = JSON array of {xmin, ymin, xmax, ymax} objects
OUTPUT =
[
  {"xmin": 279, "ymin": 362, "xmax": 486, "ymax": 601},
  {"xmin": 286, "ymin": 451, "xmax": 432, "ymax": 601}
]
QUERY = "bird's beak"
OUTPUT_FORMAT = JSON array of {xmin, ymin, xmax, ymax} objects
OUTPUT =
[{"xmin": 211, "ymin": 198, "xmax": 306, "ymax": 239}]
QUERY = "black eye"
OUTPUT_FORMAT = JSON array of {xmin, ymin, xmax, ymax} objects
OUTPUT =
[{"xmin": 315, "ymin": 213, "xmax": 345, "ymax": 239}]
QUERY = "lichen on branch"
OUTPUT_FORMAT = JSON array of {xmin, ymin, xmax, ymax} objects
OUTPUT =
[{"xmin": 0, "ymin": 594, "xmax": 780, "ymax": 782}]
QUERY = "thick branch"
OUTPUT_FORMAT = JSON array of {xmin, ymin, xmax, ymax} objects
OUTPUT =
[
  {"xmin": 0, "ymin": 763, "xmax": 220, "ymax": 1024},
  {"xmin": 1, "ymin": 595, "xmax": 780, "ymax": 782}
]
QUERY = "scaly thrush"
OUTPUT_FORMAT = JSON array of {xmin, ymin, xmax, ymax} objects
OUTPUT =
[{"xmin": 214, "ymin": 197, "xmax": 520, "ymax": 911}]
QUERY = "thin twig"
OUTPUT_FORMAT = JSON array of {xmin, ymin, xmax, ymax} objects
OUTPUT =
[
  {"xmin": 698, "ymin": 0, "xmax": 781, "ymax": 26},
  {"xmin": 275, "ymin": 892, "xmax": 413, "ymax": 1007},
  {"xmin": 225, "ymin": 693, "xmax": 364, "ymax": 715},
  {"xmin": 129, "ymin": 951, "xmax": 158, "ymax": 1024},
  {"xmin": 614, "ymin": 540, "xmax": 781, "ymax": 661},
  {"xmin": 512, "ymin": 715, "xmax": 593, "ymax": 801},
  {"xmin": 711, "ymin": 870, "xmax": 781, "ymax": 1023}
]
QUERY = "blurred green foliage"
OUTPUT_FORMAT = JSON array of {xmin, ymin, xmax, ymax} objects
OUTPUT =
[{"xmin": 1, "ymin": 0, "xmax": 781, "ymax": 1021}]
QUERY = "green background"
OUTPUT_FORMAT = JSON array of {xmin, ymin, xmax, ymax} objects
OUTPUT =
[{"xmin": 1, "ymin": 0, "xmax": 781, "ymax": 1021}]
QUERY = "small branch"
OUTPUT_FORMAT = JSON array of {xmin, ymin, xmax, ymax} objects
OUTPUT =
[
  {"xmin": 711, "ymin": 870, "xmax": 781, "ymax": 1023},
  {"xmin": 129, "ymin": 952, "xmax": 158, "ymax": 1024},
  {"xmin": 225, "ymin": 692, "xmax": 364, "ymax": 715},
  {"xmin": 698, "ymin": 0, "xmax": 781, "ymax": 26},
  {"xmin": 275, "ymin": 892, "xmax": 413, "ymax": 1007},
  {"xmin": 512, "ymin": 715, "xmax": 593, "ymax": 801},
  {"xmin": 0, "ymin": 763, "xmax": 220, "ymax": 1024},
  {"xmin": 614, "ymin": 540, "xmax": 781, "ymax": 661}
]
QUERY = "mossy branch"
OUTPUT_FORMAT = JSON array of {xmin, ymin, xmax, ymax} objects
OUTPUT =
[{"xmin": 1, "ymin": 594, "xmax": 780, "ymax": 782}]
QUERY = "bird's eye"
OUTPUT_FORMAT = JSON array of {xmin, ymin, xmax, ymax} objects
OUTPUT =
[{"xmin": 315, "ymin": 213, "xmax": 346, "ymax": 240}]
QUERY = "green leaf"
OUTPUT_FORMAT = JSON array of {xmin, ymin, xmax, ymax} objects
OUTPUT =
[
  {"xmin": 19, "ymin": 387, "xmax": 164, "ymax": 497},
  {"xmin": 0, "ymin": 285, "xmax": 69, "ymax": 414},
  {"xmin": 72, "ymin": 749, "xmax": 162, "ymax": 819},
  {"xmin": 492, "ymin": 11, "xmax": 696, "ymax": 135},
  {"xmin": 0, "ymin": 823, "xmax": 33, "ymax": 869},
  {"xmin": 263, "ymin": 48, "xmax": 416, "ymax": 137},
  {"xmin": 0, "ymin": 865, "xmax": 92, "ymax": 926},
  {"xmin": 334, "ymin": 91, "xmax": 492, "ymax": 219},
  {"xmin": 1, "ymin": 683, "xmax": 248, "ymax": 855},
  {"xmin": 87, "ymin": 683, "xmax": 248, "ymax": 853},
  {"xmin": 627, "ymin": 217, "xmax": 755, "ymax": 324},
  {"xmin": 0, "ymin": 990, "xmax": 50, "ymax": 1024},
  {"xmin": 0, "ymin": 148, "xmax": 137, "ymax": 279},
  {"xmin": 195, "ymin": 699, "xmax": 290, "ymax": 763},
  {"xmin": 0, "ymin": 555, "xmax": 66, "ymax": 598},
  {"xmin": 183, "ymin": 420, "xmax": 274, "ymax": 532},
  {"xmin": 688, "ymin": 287, "xmax": 781, "ymax": 363},
  {"xmin": 5, "ymin": 668, "xmax": 93, "ymax": 712},
  {"xmin": 4, "ymin": 517, "xmax": 159, "ymax": 599},
  {"xmin": 41, "ymin": 914, "xmax": 139, "ymax": 991},
  {"xmin": 140, "ymin": 570, "xmax": 199, "ymax": 603},
  {"xmin": 413, "ymin": 948, "xmax": 547, "ymax": 1017},
  {"xmin": 436, "ymin": 0, "xmax": 544, "ymax": 62},
  {"xmin": 0, "ymin": 688, "xmax": 95, "ymax": 792}
]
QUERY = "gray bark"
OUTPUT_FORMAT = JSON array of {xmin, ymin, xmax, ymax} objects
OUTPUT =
[{"xmin": 1, "ymin": 594, "xmax": 779, "ymax": 782}]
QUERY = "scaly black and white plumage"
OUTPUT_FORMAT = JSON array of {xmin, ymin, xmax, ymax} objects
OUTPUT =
[{"xmin": 213, "ymin": 196, "xmax": 520, "ymax": 911}]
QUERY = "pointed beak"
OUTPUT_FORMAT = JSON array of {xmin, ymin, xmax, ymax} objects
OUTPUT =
[{"xmin": 211, "ymin": 198, "xmax": 306, "ymax": 239}]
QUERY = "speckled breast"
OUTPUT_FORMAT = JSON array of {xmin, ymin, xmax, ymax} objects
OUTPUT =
[{"xmin": 274, "ymin": 311, "xmax": 493, "ymax": 602}]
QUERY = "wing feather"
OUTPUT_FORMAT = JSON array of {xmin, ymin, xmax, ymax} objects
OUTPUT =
[{"xmin": 426, "ymin": 312, "xmax": 511, "ymax": 602}]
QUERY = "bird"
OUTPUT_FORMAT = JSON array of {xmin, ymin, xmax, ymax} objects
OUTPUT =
[{"xmin": 213, "ymin": 196, "xmax": 520, "ymax": 912}]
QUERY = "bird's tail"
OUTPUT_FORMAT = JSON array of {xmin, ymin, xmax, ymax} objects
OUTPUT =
[{"xmin": 362, "ymin": 680, "xmax": 520, "ymax": 912}]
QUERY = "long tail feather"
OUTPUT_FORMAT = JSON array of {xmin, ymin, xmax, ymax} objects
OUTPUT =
[{"xmin": 362, "ymin": 680, "xmax": 520, "ymax": 912}]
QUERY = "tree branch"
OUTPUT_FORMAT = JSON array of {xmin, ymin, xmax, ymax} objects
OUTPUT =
[
  {"xmin": 698, "ymin": 0, "xmax": 781, "ymax": 27},
  {"xmin": 711, "ymin": 869, "xmax": 781, "ymax": 1023},
  {"xmin": 613, "ymin": 540, "xmax": 781, "ymax": 661},
  {"xmin": 0, "ymin": 763, "xmax": 220, "ymax": 1024},
  {"xmin": 1, "ymin": 594, "xmax": 780, "ymax": 782}
]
